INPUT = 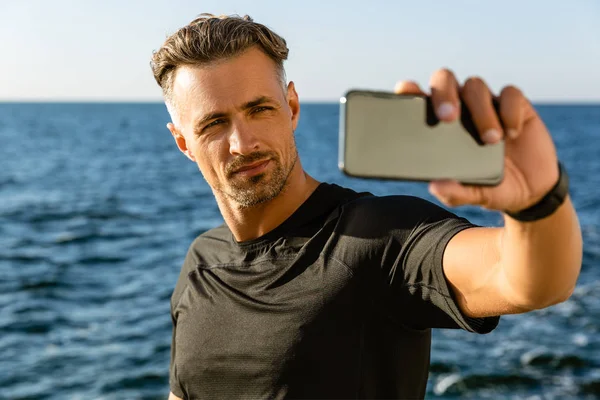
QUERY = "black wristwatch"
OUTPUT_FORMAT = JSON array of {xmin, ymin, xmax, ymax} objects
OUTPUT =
[{"xmin": 505, "ymin": 162, "xmax": 570, "ymax": 222}]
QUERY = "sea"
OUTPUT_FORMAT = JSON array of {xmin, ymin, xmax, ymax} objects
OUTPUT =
[{"xmin": 1, "ymin": 102, "xmax": 599, "ymax": 399}]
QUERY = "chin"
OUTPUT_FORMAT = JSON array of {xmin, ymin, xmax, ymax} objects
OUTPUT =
[{"xmin": 227, "ymin": 175, "xmax": 288, "ymax": 208}]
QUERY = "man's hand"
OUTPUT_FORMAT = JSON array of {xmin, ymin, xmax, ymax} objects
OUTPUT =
[
  {"xmin": 396, "ymin": 69, "xmax": 582, "ymax": 317},
  {"xmin": 395, "ymin": 69, "xmax": 559, "ymax": 213}
]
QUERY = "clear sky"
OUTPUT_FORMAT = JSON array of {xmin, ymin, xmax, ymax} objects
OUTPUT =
[{"xmin": 1, "ymin": 0, "xmax": 599, "ymax": 102}]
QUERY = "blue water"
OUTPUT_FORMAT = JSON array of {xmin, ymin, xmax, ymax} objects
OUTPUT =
[{"xmin": 1, "ymin": 102, "xmax": 599, "ymax": 399}]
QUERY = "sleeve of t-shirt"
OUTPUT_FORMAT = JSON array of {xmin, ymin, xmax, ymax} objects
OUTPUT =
[
  {"xmin": 384, "ymin": 196, "xmax": 500, "ymax": 333},
  {"xmin": 339, "ymin": 195, "xmax": 499, "ymax": 333}
]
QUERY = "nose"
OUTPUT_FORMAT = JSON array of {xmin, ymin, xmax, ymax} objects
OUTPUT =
[{"xmin": 228, "ymin": 118, "xmax": 260, "ymax": 156}]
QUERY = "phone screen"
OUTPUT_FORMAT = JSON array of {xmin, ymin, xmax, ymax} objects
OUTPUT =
[{"xmin": 339, "ymin": 91, "xmax": 504, "ymax": 185}]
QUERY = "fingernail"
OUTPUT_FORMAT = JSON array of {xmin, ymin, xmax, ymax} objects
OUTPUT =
[
  {"xmin": 507, "ymin": 129, "xmax": 518, "ymax": 139},
  {"xmin": 483, "ymin": 129, "xmax": 501, "ymax": 144},
  {"xmin": 437, "ymin": 102, "xmax": 456, "ymax": 119}
]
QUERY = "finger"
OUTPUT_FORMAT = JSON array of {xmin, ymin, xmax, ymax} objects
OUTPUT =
[
  {"xmin": 394, "ymin": 80, "xmax": 426, "ymax": 96},
  {"xmin": 461, "ymin": 76, "xmax": 503, "ymax": 144},
  {"xmin": 498, "ymin": 85, "xmax": 526, "ymax": 140},
  {"xmin": 429, "ymin": 180, "xmax": 490, "ymax": 208},
  {"xmin": 429, "ymin": 68, "xmax": 461, "ymax": 122}
]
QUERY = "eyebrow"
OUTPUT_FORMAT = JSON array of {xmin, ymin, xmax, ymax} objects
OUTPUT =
[{"xmin": 194, "ymin": 96, "xmax": 277, "ymax": 130}]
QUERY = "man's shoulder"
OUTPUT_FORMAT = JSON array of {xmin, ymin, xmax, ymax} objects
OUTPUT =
[
  {"xmin": 335, "ymin": 190, "xmax": 467, "ymax": 235},
  {"xmin": 326, "ymin": 182, "xmax": 439, "ymax": 208},
  {"xmin": 180, "ymin": 223, "xmax": 232, "ymax": 265},
  {"xmin": 196, "ymin": 223, "xmax": 231, "ymax": 242},
  {"xmin": 339, "ymin": 190, "xmax": 447, "ymax": 217},
  {"xmin": 171, "ymin": 227, "xmax": 233, "ymax": 312}
]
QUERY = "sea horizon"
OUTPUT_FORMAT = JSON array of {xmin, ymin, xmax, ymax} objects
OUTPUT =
[{"xmin": 2, "ymin": 99, "xmax": 600, "ymax": 106}]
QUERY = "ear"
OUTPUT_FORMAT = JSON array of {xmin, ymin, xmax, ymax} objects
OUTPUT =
[
  {"xmin": 286, "ymin": 81, "xmax": 300, "ymax": 132},
  {"xmin": 167, "ymin": 122, "xmax": 196, "ymax": 162}
]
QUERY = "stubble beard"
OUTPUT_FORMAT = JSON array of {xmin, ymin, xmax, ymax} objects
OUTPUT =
[{"xmin": 220, "ymin": 143, "xmax": 299, "ymax": 209}]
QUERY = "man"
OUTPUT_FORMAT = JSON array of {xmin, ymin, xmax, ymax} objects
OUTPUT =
[{"xmin": 150, "ymin": 13, "xmax": 582, "ymax": 400}]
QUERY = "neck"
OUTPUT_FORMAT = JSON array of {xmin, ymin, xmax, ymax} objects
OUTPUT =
[{"xmin": 215, "ymin": 163, "xmax": 320, "ymax": 242}]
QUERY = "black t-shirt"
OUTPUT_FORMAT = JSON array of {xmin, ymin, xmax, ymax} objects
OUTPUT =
[{"xmin": 169, "ymin": 183, "xmax": 500, "ymax": 399}]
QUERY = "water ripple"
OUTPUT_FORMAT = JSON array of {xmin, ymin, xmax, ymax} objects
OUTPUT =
[{"xmin": 1, "ymin": 103, "xmax": 599, "ymax": 399}]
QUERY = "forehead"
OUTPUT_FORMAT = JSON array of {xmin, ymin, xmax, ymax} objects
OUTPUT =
[{"xmin": 171, "ymin": 48, "xmax": 284, "ymax": 121}]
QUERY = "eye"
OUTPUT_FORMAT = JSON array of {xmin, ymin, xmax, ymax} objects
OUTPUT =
[
  {"xmin": 252, "ymin": 106, "xmax": 272, "ymax": 114},
  {"xmin": 204, "ymin": 119, "xmax": 225, "ymax": 130}
]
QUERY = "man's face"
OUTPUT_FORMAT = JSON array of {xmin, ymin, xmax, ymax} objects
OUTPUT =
[{"xmin": 168, "ymin": 47, "xmax": 300, "ymax": 208}]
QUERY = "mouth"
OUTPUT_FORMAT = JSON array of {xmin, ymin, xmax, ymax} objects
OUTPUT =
[{"xmin": 231, "ymin": 159, "xmax": 271, "ymax": 177}]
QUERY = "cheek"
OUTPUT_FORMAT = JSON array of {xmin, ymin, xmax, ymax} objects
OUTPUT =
[
  {"xmin": 264, "ymin": 117, "xmax": 294, "ymax": 151},
  {"xmin": 195, "ymin": 138, "xmax": 229, "ymax": 178},
  {"xmin": 281, "ymin": 128, "xmax": 297, "ymax": 156}
]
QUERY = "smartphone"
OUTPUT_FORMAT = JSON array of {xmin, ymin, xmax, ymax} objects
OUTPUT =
[{"xmin": 338, "ymin": 90, "xmax": 504, "ymax": 185}]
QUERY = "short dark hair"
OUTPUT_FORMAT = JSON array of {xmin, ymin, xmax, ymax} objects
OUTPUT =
[{"xmin": 150, "ymin": 13, "xmax": 289, "ymax": 104}]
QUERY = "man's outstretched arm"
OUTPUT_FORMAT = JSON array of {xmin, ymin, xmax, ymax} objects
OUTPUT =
[
  {"xmin": 394, "ymin": 69, "xmax": 583, "ymax": 318},
  {"xmin": 443, "ymin": 195, "xmax": 582, "ymax": 317}
]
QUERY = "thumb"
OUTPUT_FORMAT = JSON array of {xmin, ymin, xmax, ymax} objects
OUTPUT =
[{"xmin": 428, "ymin": 180, "xmax": 487, "ymax": 208}]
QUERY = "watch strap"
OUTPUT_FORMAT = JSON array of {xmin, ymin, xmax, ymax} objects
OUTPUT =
[{"xmin": 505, "ymin": 162, "xmax": 569, "ymax": 222}]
